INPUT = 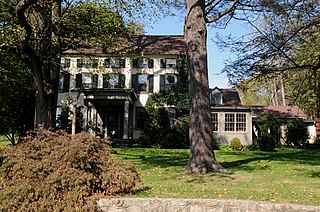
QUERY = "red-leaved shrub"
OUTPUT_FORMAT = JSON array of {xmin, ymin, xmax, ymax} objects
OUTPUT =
[{"xmin": 0, "ymin": 130, "xmax": 139, "ymax": 211}]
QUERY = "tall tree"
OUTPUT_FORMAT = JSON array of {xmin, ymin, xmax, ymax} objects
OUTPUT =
[
  {"xmin": 0, "ymin": 1, "xmax": 144, "ymax": 129},
  {"xmin": 184, "ymin": 0, "xmax": 239, "ymax": 174},
  {"xmin": 219, "ymin": 0, "xmax": 320, "ymax": 116}
]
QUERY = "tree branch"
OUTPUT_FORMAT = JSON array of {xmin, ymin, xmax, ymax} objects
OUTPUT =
[{"xmin": 205, "ymin": 0, "xmax": 239, "ymax": 23}]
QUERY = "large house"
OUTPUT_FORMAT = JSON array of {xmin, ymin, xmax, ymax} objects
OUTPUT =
[
  {"xmin": 210, "ymin": 87, "xmax": 317, "ymax": 145},
  {"xmin": 57, "ymin": 35, "xmax": 186, "ymax": 140},
  {"xmin": 57, "ymin": 35, "xmax": 317, "ymax": 145}
]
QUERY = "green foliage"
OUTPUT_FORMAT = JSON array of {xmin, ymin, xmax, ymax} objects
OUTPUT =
[
  {"xmin": 0, "ymin": 53, "xmax": 34, "ymax": 145},
  {"xmin": 138, "ymin": 57, "xmax": 189, "ymax": 149},
  {"xmin": 62, "ymin": 2, "xmax": 143, "ymax": 47},
  {"xmin": 230, "ymin": 138, "xmax": 243, "ymax": 151},
  {"xmin": 0, "ymin": 131, "xmax": 139, "ymax": 211},
  {"xmin": 255, "ymin": 114, "xmax": 280, "ymax": 151},
  {"xmin": 285, "ymin": 119, "xmax": 308, "ymax": 147},
  {"xmin": 255, "ymin": 133, "xmax": 278, "ymax": 152}
]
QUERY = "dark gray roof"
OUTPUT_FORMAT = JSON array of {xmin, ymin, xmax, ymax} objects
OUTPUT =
[{"xmin": 64, "ymin": 35, "xmax": 186, "ymax": 56}]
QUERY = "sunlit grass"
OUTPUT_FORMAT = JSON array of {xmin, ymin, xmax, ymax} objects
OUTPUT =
[{"xmin": 111, "ymin": 148, "xmax": 320, "ymax": 206}]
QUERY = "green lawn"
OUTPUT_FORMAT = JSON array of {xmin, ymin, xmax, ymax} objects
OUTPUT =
[{"xmin": 111, "ymin": 148, "xmax": 320, "ymax": 206}]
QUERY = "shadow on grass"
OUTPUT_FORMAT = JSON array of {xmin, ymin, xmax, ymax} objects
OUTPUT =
[{"xmin": 112, "ymin": 148, "xmax": 320, "ymax": 178}]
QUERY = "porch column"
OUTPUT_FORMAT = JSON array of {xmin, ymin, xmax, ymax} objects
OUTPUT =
[{"xmin": 123, "ymin": 100, "xmax": 130, "ymax": 139}]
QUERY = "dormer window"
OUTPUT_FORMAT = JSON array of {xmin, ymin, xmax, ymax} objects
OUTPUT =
[{"xmin": 211, "ymin": 90, "xmax": 222, "ymax": 105}]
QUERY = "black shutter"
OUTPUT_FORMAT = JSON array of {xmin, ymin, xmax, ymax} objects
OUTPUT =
[
  {"xmin": 175, "ymin": 75, "xmax": 181, "ymax": 91},
  {"xmin": 120, "ymin": 59, "xmax": 126, "ymax": 68},
  {"xmin": 103, "ymin": 74, "xmax": 109, "ymax": 88},
  {"xmin": 92, "ymin": 74, "xmax": 98, "ymax": 89},
  {"xmin": 119, "ymin": 74, "xmax": 125, "ymax": 88},
  {"xmin": 131, "ymin": 74, "xmax": 138, "ymax": 92},
  {"xmin": 148, "ymin": 75, "xmax": 154, "ymax": 93},
  {"xmin": 160, "ymin": 75, "xmax": 166, "ymax": 93},
  {"xmin": 63, "ymin": 73, "xmax": 70, "ymax": 92},
  {"xmin": 75, "ymin": 73, "xmax": 82, "ymax": 88},
  {"xmin": 160, "ymin": 59, "xmax": 166, "ymax": 68},
  {"xmin": 132, "ymin": 59, "xmax": 138, "ymax": 68},
  {"xmin": 148, "ymin": 59, "xmax": 154, "ymax": 68}
]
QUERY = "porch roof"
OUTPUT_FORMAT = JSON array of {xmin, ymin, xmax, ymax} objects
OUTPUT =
[{"xmin": 78, "ymin": 88, "xmax": 137, "ymax": 104}]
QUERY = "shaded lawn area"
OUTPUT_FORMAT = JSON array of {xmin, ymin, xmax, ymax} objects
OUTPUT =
[{"xmin": 111, "ymin": 148, "xmax": 320, "ymax": 206}]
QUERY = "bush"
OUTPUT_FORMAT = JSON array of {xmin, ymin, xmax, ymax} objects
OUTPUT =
[
  {"xmin": 230, "ymin": 138, "xmax": 243, "ymax": 151},
  {"xmin": 0, "ymin": 130, "xmax": 139, "ymax": 211},
  {"xmin": 285, "ymin": 119, "xmax": 308, "ymax": 147},
  {"xmin": 255, "ymin": 133, "xmax": 277, "ymax": 151}
]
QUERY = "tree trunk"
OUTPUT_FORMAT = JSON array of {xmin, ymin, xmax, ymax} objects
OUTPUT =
[
  {"xmin": 185, "ymin": 0, "xmax": 224, "ymax": 174},
  {"xmin": 32, "ymin": 1, "xmax": 61, "ymax": 129}
]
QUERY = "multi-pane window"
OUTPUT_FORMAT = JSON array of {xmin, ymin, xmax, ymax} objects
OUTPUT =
[
  {"xmin": 75, "ymin": 73, "xmax": 98, "ymax": 89},
  {"xmin": 103, "ymin": 74, "xmax": 125, "ymax": 89},
  {"xmin": 103, "ymin": 58, "xmax": 125, "ymax": 68},
  {"xmin": 160, "ymin": 74, "xmax": 178, "ymax": 93},
  {"xmin": 225, "ymin": 113, "xmax": 235, "ymax": 132},
  {"xmin": 160, "ymin": 58, "xmax": 181, "ymax": 68},
  {"xmin": 138, "ymin": 74, "xmax": 148, "ymax": 92},
  {"xmin": 61, "ymin": 58, "xmax": 71, "ymax": 68},
  {"xmin": 236, "ymin": 113, "xmax": 246, "ymax": 131},
  {"xmin": 133, "ymin": 58, "xmax": 154, "ymax": 68},
  {"xmin": 224, "ymin": 113, "xmax": 246, "ymax": 132},
  {"xmin": 77, "ymin": 58, "xmax": 98, "ymax": 68},
  {"xmin": 211, "ymin": 113, "xmax": 218, "ymax": 131},
  {"xmin": 211, "ymin": 91, "xmax": 222, "ymax": 105}
]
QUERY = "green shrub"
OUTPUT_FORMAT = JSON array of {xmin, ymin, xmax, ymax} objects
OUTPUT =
[
  {"xmin": 230, "ymin": 138, "xmax": 243, "ymax": 151},
  {"xmin": 0, "ymin": 130, "xmax": 139, "ymax": 211},
  {"xmin": 256, "ymin": 133, "xmax": 277, "ymax": 151},
  {"xmin": 285, "ymin": 119, "xmax": 308, "ymax": 147}
]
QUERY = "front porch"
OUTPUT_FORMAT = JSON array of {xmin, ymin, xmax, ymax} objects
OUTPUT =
[{"xmin": 81, "ymin": 88, "xmax": 137, "ymax": 140}]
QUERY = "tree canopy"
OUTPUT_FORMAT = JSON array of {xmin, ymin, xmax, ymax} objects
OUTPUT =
[{"xmin": 218, "ymin": 0, "xmax": 320, "ymax": 115}]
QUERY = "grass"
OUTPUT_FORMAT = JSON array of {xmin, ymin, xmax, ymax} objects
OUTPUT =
[
  {"xmin": 0, "ymin": 136, "xmax": 11, "ymax": 150},
  {"xmin": 111, "ymin": 148, "xmax": 320, "ymax": 206}
]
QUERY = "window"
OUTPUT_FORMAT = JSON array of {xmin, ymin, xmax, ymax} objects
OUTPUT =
[
  {"xmin": 104, "ymin": 58, "xmax": 125, "ymax": 68},
  {"xmin": 138, "ymin": 74, "xmax": 148, "ymax": 92},
  {"xmin": 133, "ymin": 58, "xmax": 154, "ymax": 68},
  {"xmin": 75, "ymin": 73, "xmax": 98, "ymax": 89},
  {"xmin": 211, "ymin": 91, "xmax": 222, "ymax": 105},
  {"xmin": 103, "ymin": 74, "xmax": 125, "ymax": 89},
  {"xmin": 135, "ymin": 107, "xmax": 147, "ymax": 129},
  {"xmin": 77, "ymin": 58, "xmax": 99, "ymax": 68},
  {"xmin": 160, "ymin": 58, "xmax": 179, "ymax": 68},
  {"xmin": 211, "ymin": 113, "xmax": 218, "ymax": 131},
  {"xmin": 61, "ymin": 58, "xmax": 71, "ymax": 68},
  {"xmin": 225, "ymin": 113, "xmax": 246, "ymax": 132},
  {"xmin": 160, "ymin": 74, "xmax": 178, "ymax": 93},
  {"xmin": 131, "ymin": 74, "xmax": 153, "ymax": 93},
  {"xmin": 236, "ymin": 113, "xmax": 246, "ymax": 132}
]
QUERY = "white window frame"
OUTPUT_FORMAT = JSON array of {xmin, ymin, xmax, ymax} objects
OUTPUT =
[{"xmin": 224, "ymin": 113, "xmax": 247, "ymax": 132}]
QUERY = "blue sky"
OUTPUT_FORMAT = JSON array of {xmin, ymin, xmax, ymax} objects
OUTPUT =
[{"xmin": 144, "ymin": 15, "xmax": 249, "ymax": 88}]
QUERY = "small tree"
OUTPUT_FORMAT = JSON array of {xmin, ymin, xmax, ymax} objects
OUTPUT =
[
  {"xmin": 255, "ymin": 114, "xmax": 280, "ymax": 151},
  {"xmin": 285, "ymin": 119, "xmax": 308, "ymax": 147}
]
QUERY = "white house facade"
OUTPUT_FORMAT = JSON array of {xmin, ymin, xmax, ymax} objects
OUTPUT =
[{"xmin": 56, "ymin": 35, "xmax": 186, "ymax": 140}]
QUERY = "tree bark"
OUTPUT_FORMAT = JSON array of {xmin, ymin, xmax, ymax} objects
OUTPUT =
[
  {"xmin": 185, "ymin": 0, "xmax": 224, "ymax": 174},
  {"xmin": 16, "ymin": 0, "xmax": 61, "ymax": 129}
]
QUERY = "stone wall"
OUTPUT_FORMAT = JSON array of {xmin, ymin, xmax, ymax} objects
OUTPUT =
[{"xmin": 97, "ymin": 198, "xmax": 320, "ymax": 212}]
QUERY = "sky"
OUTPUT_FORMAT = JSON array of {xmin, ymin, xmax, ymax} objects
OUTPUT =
[{"xmin": 144, "ymin": 15, "xmax": 249, "ymax": 88}]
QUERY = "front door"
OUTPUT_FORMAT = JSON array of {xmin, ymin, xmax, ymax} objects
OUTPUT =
[{"xmin": 103, "ymin": 107, "xmax": 123, "ymax": 139}]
